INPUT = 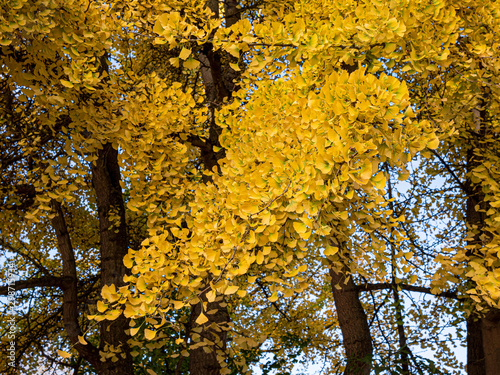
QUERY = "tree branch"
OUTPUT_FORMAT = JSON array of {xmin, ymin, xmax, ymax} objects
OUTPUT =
[
  {"xmin": 430, "ymin": 149, "xmax": 471, "ymax": 196},
  {"xmin": 256, "ymin": 280, "xmax": 291, "ymax": 322},
  {"xmin": 0, "ymin": 276, "xmax": 66, "ymax": 295},
  {"xmin": 357, "ymin": 282, "xmax": 458, "ymax": 299}
]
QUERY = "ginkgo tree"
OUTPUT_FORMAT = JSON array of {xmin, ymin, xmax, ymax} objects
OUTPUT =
[
  {"xmin": 1, "ymin": 0, "xmax": 245, "ymax": 374},
  {"xmin": 1, "ymin": 0, "xmax": 500, "ymax": 375},
  {"xmin": 0, "ymin": 0, "xmax": 194, "ymax": 374},
  {"xmin": 119, "ymin": 0, "xmax": 499, "ymax": 374},
  {"xmin": 110, "ymin": 0, "xmax": 452, "ymax": 374},
  {"xmin": 0, "ymin": 1, "xmax": 142, "ymax": 374}
]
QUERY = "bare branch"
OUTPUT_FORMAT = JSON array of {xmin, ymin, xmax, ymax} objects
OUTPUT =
[
  {"xmin": 357, "ymin": 282, "xmax": 458, "ymax": 299},
  {"xmin": 0, "ymin": 276, "xmax": 65, "ymax": 295}
]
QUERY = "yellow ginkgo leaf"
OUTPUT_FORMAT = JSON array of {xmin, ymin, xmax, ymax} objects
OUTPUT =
[
  {"xmin": 124, "ymin": 304, "xmax": 137, "ymax": 318},
  {"xmin": 224, "ymin": 285, "xmax": 239, "ymax": 295},
  {"xmin": 206, "ymin": 290, "xmax": 216, "ymax": 302},
  {"xmin": 324, "ymin": 245, "xmax": 338, "ymax": 256},
  {"xmin": 106, "ymin": 309, "xmax": 121, "ymax": 321},
  {"xmin": 404, "ymin": 252, "xmax": 414, "ymax": 260},
  {"xmin": 359, "ymin": 159, "xmax": 373, "ymax": 181},
  {"xmin": 371, "ymin": 172, "xmax": 387, "ymax": 190},
  {"xmin": 225, "ymin": 44, "xmax": 239, "ymax": 58},
  {"xmin": 57, "ymin": 350, "xmax": 71, "ymax": 358},
  {"xmin": 130, "ymin": 327, "xmax": 140, "ymax": 336},
  {"xmin": 293, "ymin": 221, "xmax": 308, "ymax": 234},
  {"xmin": 229, "ymin": 62, "xmax": 240, "ymax": 71},
  {"xmin": 144, "ymin": 329, "xmax": 157, "ymax": 340},
  {"xmin": 427, "ymin": 136, "xmax": 439, "ymax": 150},
  {"xmin": 172, "ymin": 300, "xmax": 184, "ymax": 309},
  {"xmin": 195, "ymin": 312, "xmax": 209, "ymax": 325},
  {"xmin": 97, "ymin": 300, "xmax": 108, "ymax": 313},
  {"xmin": 184, "ymin": 58, "xmax": 200, "ymax": 70},
  {"xmin": 101, "ymin": 284, "xmax": 118, "ymax": 302},
  {"xmin": 123, "ymin": 254, "xmax": 133, "ymax": 268},
  {"xmin": 136, "ymin": 277, "xmax": 147, "ymax": 292},
  {"xmin": 179, "ymin": 47, "xmax": 191, "ymax": 60},
  {"xmin": 60, "ymin": 79, "xmax": 73, "ymax": 88},
  {"xmin": 78, "ymin": 336, "xmax": 87, "ymax": 345},
  {"xmin": 268, "ymin": 292, "xmax": 279, "ymax": 303}
]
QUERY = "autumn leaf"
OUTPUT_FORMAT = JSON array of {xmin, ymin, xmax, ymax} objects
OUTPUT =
[
  {"xmin": 57, "ymin": 350, "xmax": 71, "ymax": 359},
  {"xmin": 224, "ymin": 285, "xmax": 239, "ymax": 295},
  {"xmin": 144, "ymin": 329, "xmax": 157, "ymax": 340},
  {"xmin": 179, "ymin": 47, "xmax": 191, "ymax": 60},
  {"xmin": 60, "ymin": 80, "xmax": 74, "ymax": 88},
  {"xmin": 195, "ymin": 312, "xmax": 209, "ymax": 325},
  {"xmin": 78, "ymin": 336, "xmax": 88, "ymax": 345},
  {"xmin": 293, "ymin": 222, "xmax": 308, "ymax": 234}
]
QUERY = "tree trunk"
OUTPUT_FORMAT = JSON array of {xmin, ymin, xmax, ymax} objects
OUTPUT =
[
  {"xmin": 329, "ymin": 257, "xmax": 373, "ymax": 375},
  {"xmin": 481, "ymin": 310, "xmax": 500, "ymax": 374},
  {"xmin": 189, "ymin": 292, "xmax": 230, "ymax": 375},
  {"xmin": 91, "ymin": 143, "xmax": 134, "ymax": 375},
  {"xmin": 467, "ymin": 311, "xmax": 500, "ymax": 375},
  {"xmin": 50, "ymin": 201, "xmax": 102, "ymax": 370},
  {"xmin": 465, "ymin": 101, "xmax": 500, "ymax": 375},
  {"xmin": 467, "ymin": 317, "xmax": 485, "ymax": 375}
]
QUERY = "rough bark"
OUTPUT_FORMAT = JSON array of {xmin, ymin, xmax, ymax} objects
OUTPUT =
[
  {"xmin": 50, "ymin": 201, "xmax": 102, "ymax": 369},
  {"xmin": 467, "ymin": 310, "xmax": 500, "ymax": 375},
  {"xmin": 91, "ymin": 143, "xmax": 134, "ymax": 375},
  {"xmin": 481, "ymin": 309, "xmax": 500, "ymax": 374},
  {"xmin": 465, "ymin": 101, "xmax": 500, "ymax": 375},
  {"xmin": 467, "ymin": 317, "xmax": 485, "ymax": 375},
  {"xmin": 329, "ymin": 257, "xmax": 373, "ymax": 375}
]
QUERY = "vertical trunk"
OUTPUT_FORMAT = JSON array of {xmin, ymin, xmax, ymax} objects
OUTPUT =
[
  {"xmin": 50, "ymin": 201, "xmax": 102, "ymax": 370},
  {"xmin": 329, "ymin": 256, "xmax": 372, "ymax": 375},
  {"xmin": 467, "ymin": 306, "xmax": 500, "ymax": 375},
  {"xmin": 466, "ymin": 106, "xmax": 487, "ymax": 375},
  {"xmin": 481, "ymin": 310, "xmax": 500, "ymax": 374},
  {"xmin": 91, "ymin": 143, "xmax": 134, "ymax": 375},
  {"xmin": 189, "ymin": 293, "xmax": 230, "ymax": 375},
  {"xmin": 188, "ymin": 1, "xmax": 241, "ymax": 373},
  {"xmin": 387, "ymin": 171, "xmax": 410, "ymax": 373},
  {"xmin": 465, "ymin": 102, "xmax": 500, "ymax": 375},
  {"xmin": 467, "ymin": 317, "xmax": 485, "ymax": 375}
]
